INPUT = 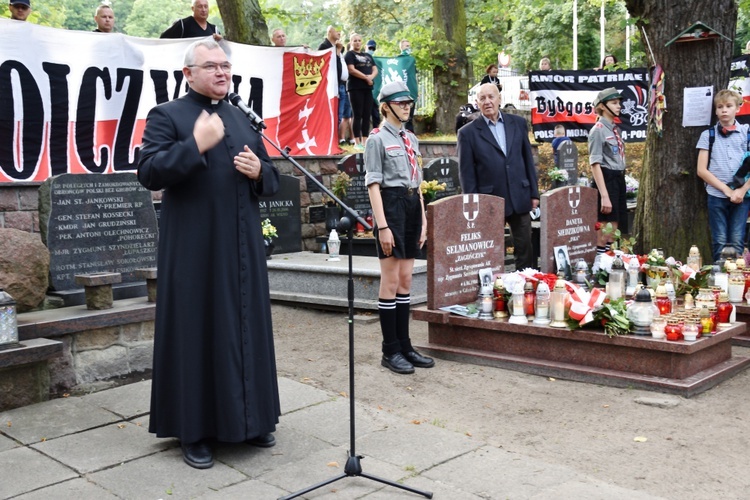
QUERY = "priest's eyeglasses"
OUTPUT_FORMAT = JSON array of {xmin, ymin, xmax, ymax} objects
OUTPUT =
[
  {"xmin": 393, "ymin": 101, "xmax": 414, "ymax": 109},
  {"xmin": 188, "ymin": 62, "xmax": 233, "ymax": 73}
]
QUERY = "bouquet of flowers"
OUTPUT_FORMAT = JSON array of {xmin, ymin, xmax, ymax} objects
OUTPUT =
[
  {"xmin": 548, "ymin": 168, "xmax": 569, "ymax": 183},
  {"xmin": 420, "ymin": 179, "xmax": 447, "ymax": 202},
  {"xmin": 567, "ymin": 296, "xmax": 632, "ymax": 338},
  {"xmin": 261, "ymin": 218, "xmax": 278, "ymax": 240},
  {"xmin": 625, "ymin": 174, "xmax": 639, "ymax": 199}
]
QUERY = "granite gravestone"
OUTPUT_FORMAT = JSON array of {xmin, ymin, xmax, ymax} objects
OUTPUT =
[
  {"xmin": 539, "ymin": 186, "xmax": 598, "ymax": 274},
  {"xmin": 259, "ymin": 174, "xmax": 302, "ymax": 255},
  {"xmin": 427, "ymin": 194, "xmax": 505, "ymax": 310},
  {"xmin": 338, "ymin": 153, "xmax": 370, "ymax": 216},
  {"xmin": 39, "ymin": 173, "xmax": 158, "ymax": 291},
  {"xmin": 557, "ymin": 140, "xmax": 578, "ymax": 185},
  {"xmin": 422, "ymin": 158, "xmax": 461, "ymax": 201}
]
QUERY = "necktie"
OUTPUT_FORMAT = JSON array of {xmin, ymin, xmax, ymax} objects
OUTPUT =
[
  {"xmin": 400, "ymin": 130, "xmax": 418, "ymax": 182},
  {"xmin": 613, "ymin": 125, "xmax": 625, "ymax": 161}
]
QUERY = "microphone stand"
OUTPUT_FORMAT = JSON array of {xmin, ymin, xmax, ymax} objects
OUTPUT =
[{"xmin": 237, "ymin": 115, "xmax": 431, "ymax": 499}]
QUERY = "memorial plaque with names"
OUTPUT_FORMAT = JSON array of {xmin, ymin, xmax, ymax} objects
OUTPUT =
[
  {"xmin": 39, "ymin": 173, "xmax": 158, "ymax": 291},
  {"xmin": 259, "ymin": 174, "xmax": 302, "ymax": 255},
  {"xmin": 427, "ymin": 194, "xmax": 505, "ymax": 310},
  {"xmin": 309, "ymin": 205, "xmax": 326, "ymax": 224},
  {"xmin": 338, "ymin": 153, "xmax": 371, "ymax": 215},
  {"xmin": 306, "ymin": 175, "xmax": 324, "ymax": 193},
  {"xmin": 539, "ymin": 186, "xmax": 598, "ymax": 274},
  {"xmin": 422, "ymin": 158, "xmax": 461, "ymax": 201},
  {"xmin": 557, "ymin": 140, "xmax": 578, "ymax": 185}
]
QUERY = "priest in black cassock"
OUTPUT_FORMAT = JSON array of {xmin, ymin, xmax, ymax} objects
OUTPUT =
[{"xmin": 138, "ymin": 39, "xmax": 281, "ymax": 470}]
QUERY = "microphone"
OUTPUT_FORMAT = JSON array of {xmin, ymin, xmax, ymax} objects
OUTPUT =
[{"xmin": 227, "ymin": 92, "xmax": 267, "ymax": 129}]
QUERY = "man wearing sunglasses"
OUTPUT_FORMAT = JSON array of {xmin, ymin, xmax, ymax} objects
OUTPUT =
[{"xmin": 138, "ymin": 39, "xmax": 281, "ymax": 470}]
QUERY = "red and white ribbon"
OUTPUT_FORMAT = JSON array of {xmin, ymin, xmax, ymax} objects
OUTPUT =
[{"xmin": 567, "ymin": 284, "xmax": 606, "ymax": 326}]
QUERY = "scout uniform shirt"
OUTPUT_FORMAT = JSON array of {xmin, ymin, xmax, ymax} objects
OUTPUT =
[
  {"xmin": 364, "ymin": 121, "xmax": 422, "ymax": 189},
  {"xmin": 588, "ymin": 116, "xmax": 626, "ymax": 172}
]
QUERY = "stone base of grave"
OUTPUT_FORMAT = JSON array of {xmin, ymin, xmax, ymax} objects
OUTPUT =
[
  {"xmin": 48, "ymin": 282, "xmax": 148, "ymax": 307},
  {"xmin": 413, "ymin": 307, "xmax": 750, "ymax": 398},
  {"xmin": 267, "ymin": 251, "xmax": 426, "ymax": 311},
  {"xmin": 730, "ymin": 303, "xmax": 750, "ymax": 347}
]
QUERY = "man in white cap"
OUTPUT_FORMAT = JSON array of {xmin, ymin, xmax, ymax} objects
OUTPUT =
[
  {"xmin": 9, "ymin": 0, "xmax": 31, "ymax": 21},
  {"xmin": 588, "ymin": 87, "xmax": 627, "ymax": 255}
]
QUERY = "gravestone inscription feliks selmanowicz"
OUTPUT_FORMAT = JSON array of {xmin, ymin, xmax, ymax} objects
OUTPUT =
[
  {"xmin": 39, "ymin": 173, "xmax": 158, "ymax": 291},
  {"xmin": 539, "ymin": 186, "xmax": 598, "ymax": 274},
  {"xmin": 427, "ymin": 194, "xmax": 505, "ymax": 310}
]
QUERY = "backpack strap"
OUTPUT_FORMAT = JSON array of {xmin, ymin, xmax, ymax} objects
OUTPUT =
[{"xmin": 708, "ymin": 124, "xmax": 715, "ymax": 169}]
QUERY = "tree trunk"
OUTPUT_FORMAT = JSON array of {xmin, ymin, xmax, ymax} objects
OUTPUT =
[
  {"xmin": 432, "ymin": 0, "xmax": 468, "ymax": 134},
  {"xmin": 216, "ymin": 0, "xmax": 269, "ymax": 45},
  {"xmin": 625, "ymin": 0, "xmax": 737, "ymax": 261}
]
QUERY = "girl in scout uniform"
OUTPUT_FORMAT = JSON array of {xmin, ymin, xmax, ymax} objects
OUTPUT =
[
  {"xmin": 588, "ymin": 87, "xmax": 627, "ymax": 254},
  {"xmin": 364, "ymin": 80, "xmax": 434, "ymax": 375}
]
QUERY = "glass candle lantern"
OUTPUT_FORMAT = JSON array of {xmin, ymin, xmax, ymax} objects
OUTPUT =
[
  {"xmin": 608, "ymin": 256, "xmax": 626, "ymax": 300},
  {"xmin": 0, "ymin": 288, "xmax": 19, "ymax": 348},
  {"xmin": 709, "ymin": 306, "xmax": 719, "ymax": 334},
  {"xmin": 683, "ymin": 293, "xmax": 694, "ymax": 310},
  {"xmin": 687, "ymin": 245, "xmax": 702, "ymax": 272},
  {"xmin": 574, "ymin": 260, "xmax": 590, "ymax": 291},
  {"xmin": 493, "ymin": 277, "xmax": 508, "ymax": 318},
  {"xmin": 327, "ymin": 229, "xmax": 341, "ymax": 262},
  {"xmin": 478, "ymin": 292, "xmax": 495, "ymax": 320},
  {"xmin": 664, "ymin": 318, "xmax": 683, "ymax": 342},
  {"xmin": 728, "ymin": 267, "xmax": 745, "ymax": 303},
  {"xmin": 714, "ymin": 265, "xmax": 728, "ymax": 293},
  {"xmin": 508, "ymin": 281, "xmax": 529, "ymax": 324},
  {"xmin": 699, "ymin": 307, "xmax": 713, "ymax": 336},
  {"xmin": 695, "ymin": 288, "xmax": 714, "ymax": 311},
  {"xmin": 533, "ymin": 281, "xmax": 551, "ymax": 325},
  {"xmin": 626, "ymin": 258, "xmax": 641, "ymax": 297},
  {"xmin": 523, "ymin": 280, "xmax": 535, "ymax": 319},
  {"xmin": 627, "ymin": 287, "xmax": 658, "ymax": 335},
  {"xmin": 682, "ymin": 322, "xmax": 699, "ymax": 341},
  {"xmin": 654, "ymin": 283, "xmax": 671, "ymax": 316},
  {"xmin": 716, "ymin": 293, "xmax": 733, "ymax": 327},
  {"xmin": 711, "ymin": 286, "xmax": 723, "ymax": 305},
  {"xmin": 549, "ymin": 277, "xmax": 569, "ymax": 328},
  {"xmin": 650, "ymin": 316, "xmax": 667, "ymax": 339}
]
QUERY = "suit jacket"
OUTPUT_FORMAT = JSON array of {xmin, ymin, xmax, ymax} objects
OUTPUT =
[{"xmin": 457, "ymin": 112, "xmax": 539, "ymax": 216}]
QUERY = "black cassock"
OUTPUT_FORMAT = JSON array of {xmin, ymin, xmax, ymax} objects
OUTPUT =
[{"xmin": 138, "ymin": 89, "xmax": 281, "ymax": 444}]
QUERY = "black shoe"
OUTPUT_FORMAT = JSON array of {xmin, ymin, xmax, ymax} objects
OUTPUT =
[
  {"xmin": 182, "ymin": 440, "xmax": 214, "ymax": 469},
  {"xmin": 381, "ymin": 352, "xmax": 415, "ymax": 374},
  {"xmin": 404, "ymin": 350, "xmax": 435, "ymax": 368},
  {"xmin": 248, "ymin": 433, "xmax": 276, "ymax": 448}
]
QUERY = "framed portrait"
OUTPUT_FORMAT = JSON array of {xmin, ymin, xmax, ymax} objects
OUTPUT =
[
  {"xmin": 478, "ymin": 267, "xmax": 494, "ymax": 290},
  {"xmin": 554, "ymin": 245, "xmax": 572, "ymax": 279}
]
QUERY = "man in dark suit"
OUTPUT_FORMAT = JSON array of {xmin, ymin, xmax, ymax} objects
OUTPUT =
[{"xmin": 458, "ymin": 83, "xmax": 539, "ymax": 270}]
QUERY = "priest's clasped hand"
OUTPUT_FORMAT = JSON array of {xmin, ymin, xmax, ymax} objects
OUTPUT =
[{"xmin": 234, "ymin": 145, "xmax": 263, "ymax": 180}]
